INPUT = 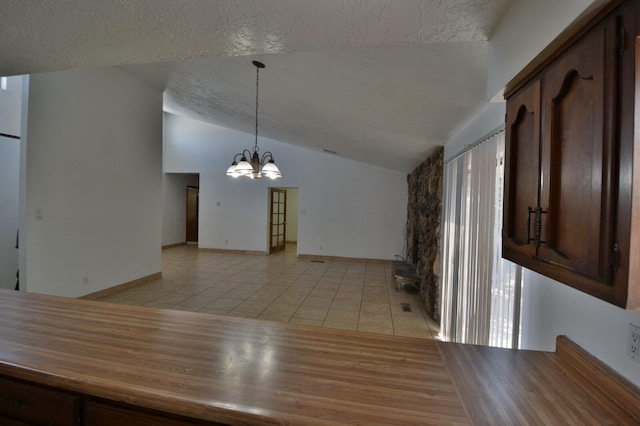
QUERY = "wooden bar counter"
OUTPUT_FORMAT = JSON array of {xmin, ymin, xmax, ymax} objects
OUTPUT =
[{"xmin": 0, "ymin": 290, "xmax": 638, "ymax": 425}]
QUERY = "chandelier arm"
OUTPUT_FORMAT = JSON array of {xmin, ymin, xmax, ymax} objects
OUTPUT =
[{"xmin": 260, "ymin": 151, "xmax": 274, "ymax": 163}]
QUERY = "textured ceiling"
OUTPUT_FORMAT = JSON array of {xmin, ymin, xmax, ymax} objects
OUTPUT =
[{"xmin": 0, "ymin": 0, "xmax": 513, "ymax": 172}]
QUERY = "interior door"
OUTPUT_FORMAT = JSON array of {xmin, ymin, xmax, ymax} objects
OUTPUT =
[
  {"xmin": 269, "ymin": 189, "xmax": 286, "ymax": 253},
  {"xmin": 186, "ymin": 186, "xmax": 199, "ymax": 243}
]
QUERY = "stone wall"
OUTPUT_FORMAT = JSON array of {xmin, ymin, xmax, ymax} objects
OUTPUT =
[{"xmin": 405, "ymin": 147, "xmax": 443, "ymax": 321}]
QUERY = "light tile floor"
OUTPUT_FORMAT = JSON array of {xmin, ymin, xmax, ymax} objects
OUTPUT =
[{"xmin": 95, "ymin": 244, "xmax": 439, "ymax": 339}]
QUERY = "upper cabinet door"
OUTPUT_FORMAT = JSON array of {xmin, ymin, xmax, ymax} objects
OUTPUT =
[
  {"xmin": 503, "ymin": 79, "xmax": 541, "ymax": 264},
  {"xmin": 538, "ymin": 22, "xmax": 618, "ymax": 286}
]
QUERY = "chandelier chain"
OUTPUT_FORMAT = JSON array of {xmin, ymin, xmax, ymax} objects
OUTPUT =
[{"xmin": 254, "ymin": 63, "xmax": 260, "ymax": 153}]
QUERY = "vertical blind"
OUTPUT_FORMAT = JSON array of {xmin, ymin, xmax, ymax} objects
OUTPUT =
[{"xmin": 440, "ymin": 131, "xmax": 522, "ymax": 348}]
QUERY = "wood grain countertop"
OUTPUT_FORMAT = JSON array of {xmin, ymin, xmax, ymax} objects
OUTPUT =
[{"xmin": 0, "ymin": 290, "xmax": 638, "ymax": 425}]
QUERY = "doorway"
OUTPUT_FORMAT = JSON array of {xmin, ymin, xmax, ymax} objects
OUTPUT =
[
  {"xmin": 186, "ymin": 186, "xmax": 199, "ymax": 243},
  {"xmin": 269, "ymin": 188, "xmax": 286, "ymax": 253},
  {"xmin": 268, "ymin": 188, "xmax": 298, "ymax": 254}
]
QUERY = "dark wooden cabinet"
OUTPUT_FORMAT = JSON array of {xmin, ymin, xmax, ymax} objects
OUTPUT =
[
  {"xmin": 0, "ymin": 376, "xmax": 220, "ymax": 426},
  {"xmin": 504, "ymin": 79, "xmax": 541, "ymax": 260},
  {"xmin": 0, "ymin": 376, "xmax": 80, "ymax": 425},
  {"xmin": 503, "ymin": 0, "xmax": 639, "ymax": 308},
  {"xmin": 538, "ymin": 21, "xmax": 618, "ymax": 285},
  {"xmin": 84, "ymin": 399, "xmax": 218, "ymax": 425}
]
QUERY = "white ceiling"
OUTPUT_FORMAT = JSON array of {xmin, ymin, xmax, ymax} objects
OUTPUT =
[{"xmin": 0, "ymin": 0, "xmax": 513, "ymax": 172}]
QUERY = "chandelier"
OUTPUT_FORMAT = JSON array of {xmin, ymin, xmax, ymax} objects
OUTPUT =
[{"xmin": 225, "ymin": 61, "xmax": 282, "ymax": 180}]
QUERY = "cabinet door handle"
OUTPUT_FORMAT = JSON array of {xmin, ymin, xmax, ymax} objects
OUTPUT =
[
  {"xmin": 611, "ymin": 243, "xmax": 619, "ymax": 273},
  {"xmin": 526, "ymin": 207, "xmax": 535, "ymax": 245},
  {"xmin": 535, "ymin": 206, "xmax": 548, "ymax": 247}
]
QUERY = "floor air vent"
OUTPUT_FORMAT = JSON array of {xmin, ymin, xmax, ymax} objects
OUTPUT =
[
  {"xmin": 310, "ymin": 260, "xmax": 325, "ymax": 263},
  {"xmin": 401, "ymin": 303, "xmax": 412, "ymax": 312}
]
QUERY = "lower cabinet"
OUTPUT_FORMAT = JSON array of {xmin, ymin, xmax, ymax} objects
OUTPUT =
[
  {"xmin": 0, "ymin": 375, "xmax": 222, "ymax": 426},
  {"xmin": 0, "ymin": 416, "xmax": 31, "ymax": 426},
  {"xmin": 83, "ymin": 400, "xmax": 217, "ymax": 426},
  {"xmin": 0, "ymin": 376, "xmax": 79, "ymax": 426}
]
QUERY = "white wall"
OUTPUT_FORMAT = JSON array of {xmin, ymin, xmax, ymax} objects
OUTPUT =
[
  {"xmin": 0, "ymin": 76, "xmax": 22, "ymax": 290},
  {"xmin": 0, "ymin": 76, "xmax": 23, "ymax": 137},
  {"xmin": 285, "ymin": 188, "xmax": 298, "ymax": 242},
  {"xmin": 445, "ymin": 102, "xmax": 505, "ymax": 162},
  {"xmin": 520, "ymin": 270, "xmax": 640, "ymax": 387},
  {"xmin": 0, "ymin": 137, "xmax": 20, "ymax": 290},
  {"xmin": 488, "ymin": 0, "xmax": 602, "ymax": 98},
  {"xmin": 22, "ymin": 67, "xmax": 163, "ymax": 298},
  {"xmin": 162, "ymin": 173, "xmax": 199, "ymax": 246},
  {"xmin": 443, "ymin": 0, "xmax": 640, "ymax": 388},
  {"xmin": 164, "ymin": 113, "xmax": 407, "ymax": 260}
]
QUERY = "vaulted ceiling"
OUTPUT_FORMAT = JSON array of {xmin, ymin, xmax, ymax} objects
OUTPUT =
[{"xmin": 0, "ymin": 0, "xmax": 513, "ymax": 172}]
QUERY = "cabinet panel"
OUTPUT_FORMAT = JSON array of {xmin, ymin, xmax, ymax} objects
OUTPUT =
[
  {"xmin": 540, "ymin": 22, "xmax": 616, "ymax": 285},
  {"xmin": 0, "ymin": 376, "xmax": 79, "ymax": 426},
  {"xmin": 84, "ymin": 399, "xmax": 220, "ymax": 425},
  {"xmin": 0, "ymin": 416, "xmax": 29, "ymax": 426},
  {"xmin": 503, "ymin": 79, "xmax": 541, "ymax": 263}
]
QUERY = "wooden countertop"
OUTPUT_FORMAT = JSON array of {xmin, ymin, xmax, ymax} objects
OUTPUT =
[{"xmin": 0, "ymin": 290, "xmax": 638, "ymax": 425}]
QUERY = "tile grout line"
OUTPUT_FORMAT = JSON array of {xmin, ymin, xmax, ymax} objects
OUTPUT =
[{"xmin": 98, "ymin": 245, "xmax": 433, "ymax": 338}]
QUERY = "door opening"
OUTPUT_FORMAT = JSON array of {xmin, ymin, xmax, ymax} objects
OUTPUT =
[{"xmin": 186, "ymin": 186, "xmax": 199, "ymax": 244}]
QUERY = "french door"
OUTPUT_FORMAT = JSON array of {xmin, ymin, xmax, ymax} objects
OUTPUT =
[{"xmin": 269, "ymin": 189, "xmax": 286, "ymax": 253}]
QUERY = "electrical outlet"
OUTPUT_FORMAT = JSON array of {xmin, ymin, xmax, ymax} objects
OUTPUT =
[
  {"xmin": 82, "ymin": 276, "xmax": 89, "ymax": 286},
  {"xmin": 628, "ymin": 323, "xmax": 640, "ymax": 362}
]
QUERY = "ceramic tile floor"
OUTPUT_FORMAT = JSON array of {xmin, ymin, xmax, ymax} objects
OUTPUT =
[{"xmin": 95, "ymin": 244, "xmax": 439, "ymax": 339}]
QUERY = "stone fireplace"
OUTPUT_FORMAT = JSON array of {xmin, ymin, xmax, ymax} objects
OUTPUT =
[{"xmin": 405, "ymin": 147, "xmax": 443, "ymax": 321}]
